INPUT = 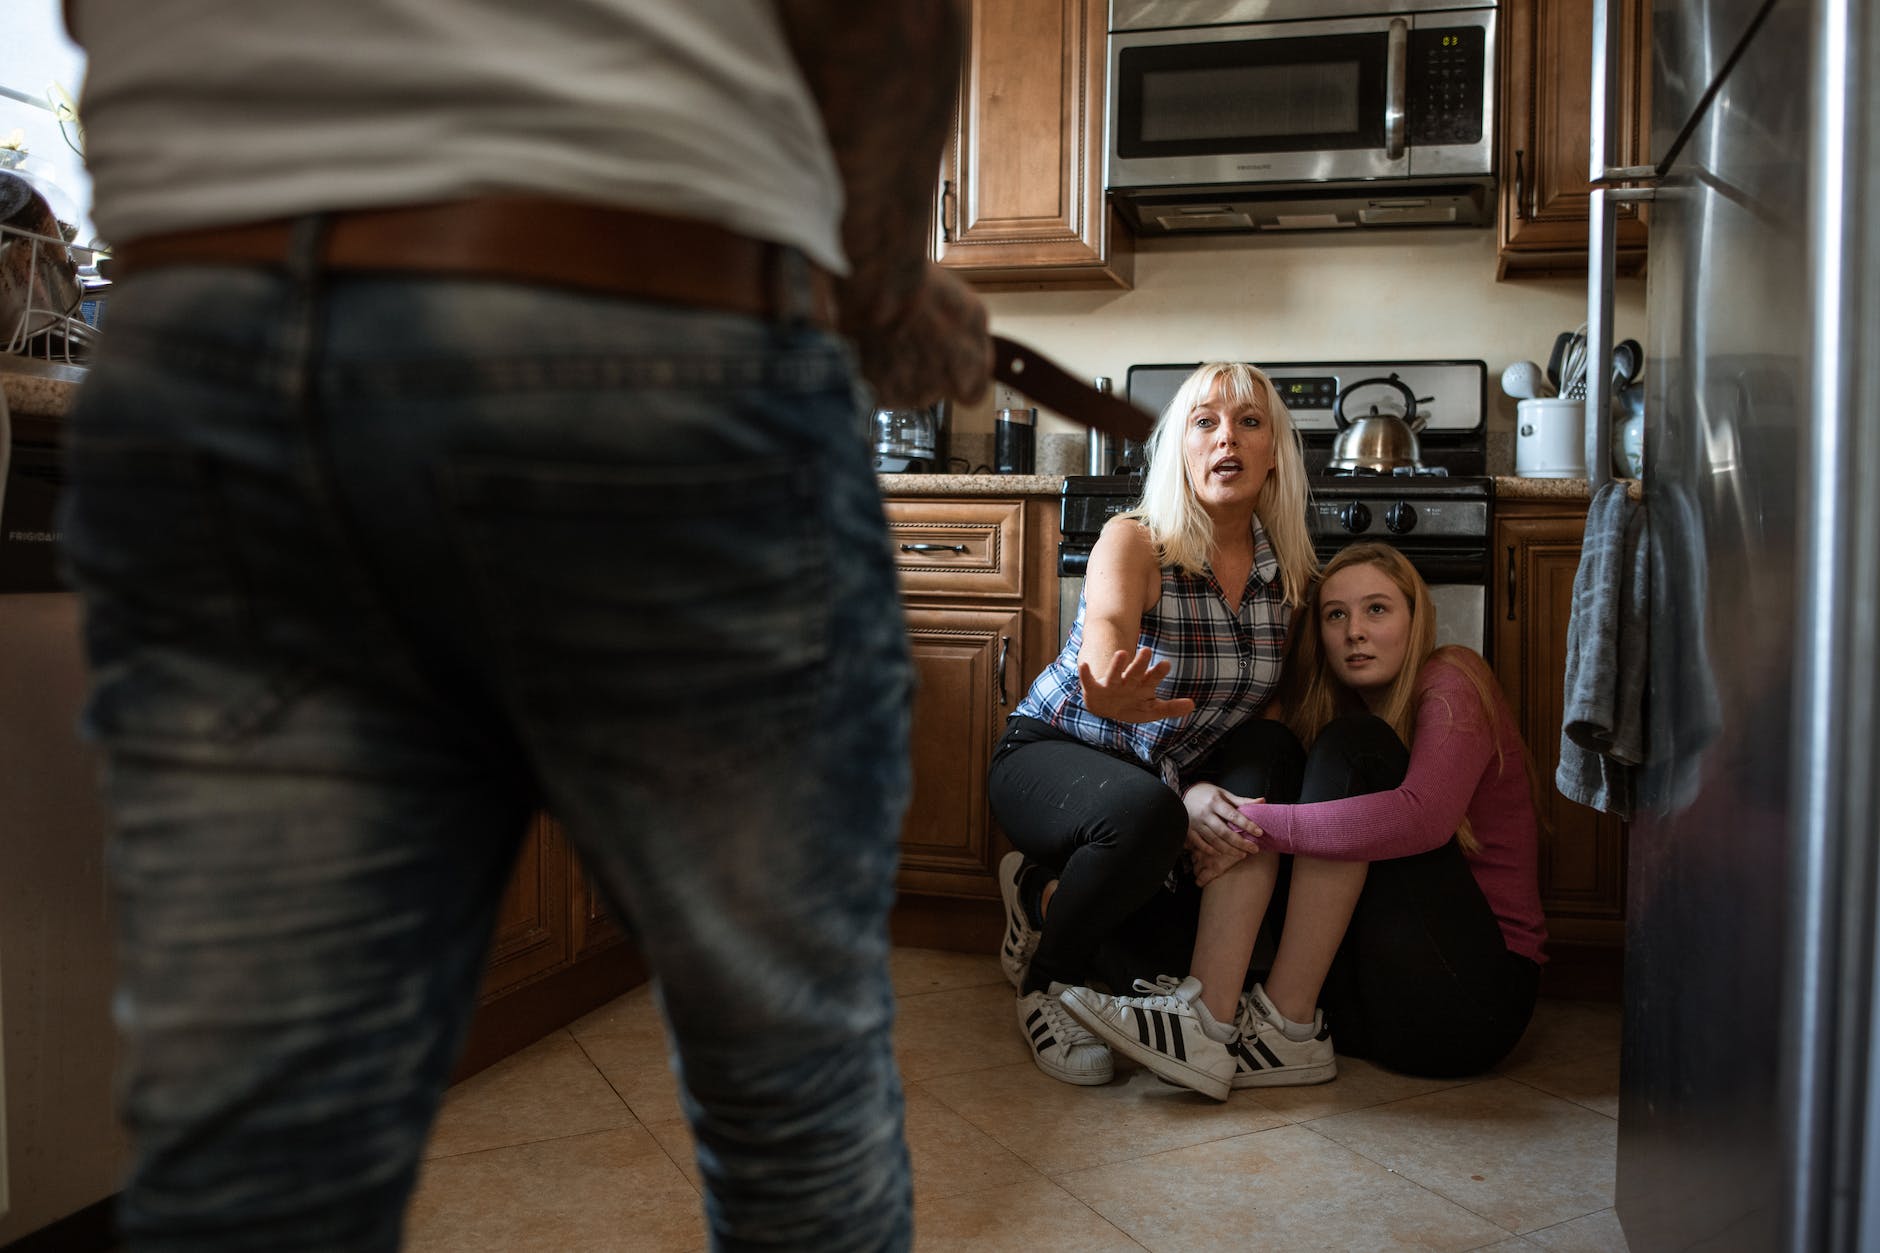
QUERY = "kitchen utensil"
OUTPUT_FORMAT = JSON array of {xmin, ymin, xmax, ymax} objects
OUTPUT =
[
  {"xmin": 1613, "ymin": 379, "xmax": 1645, "ymax": 478},
  {"xmin": 1514, "ymin": 397, "xmax": 1586, "ymax": 477},
  {"xmin": 1327, "ymin": 373, "xmax": 1426, "ymax": 473},
  {"xmin": 990, "ymin": 336, "xmax": 1154, "ymax": 444},
  {"xmin": 1545, "ymin": 332, "xmax": 1571, "ymax": 392},
  {"xmin": 1500, "ymin": 360, "xmax": 1554, "ymax": 400},
  {"xmin": 1612, "ymin": 338, "xmax": 1643, "ymax": 386},
  {"xmin": 1559, "ymin": 326, "xmax": 1591, "ymax": 399}
]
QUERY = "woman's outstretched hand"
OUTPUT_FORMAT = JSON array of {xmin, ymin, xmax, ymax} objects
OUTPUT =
[
  {"xmin": 1182, "ymin": 782, "xmax": 1264, "ymax": 887},
  {"xmin": 1077, "ymin": 647, "xmax": 1196, "ymax": 724}
]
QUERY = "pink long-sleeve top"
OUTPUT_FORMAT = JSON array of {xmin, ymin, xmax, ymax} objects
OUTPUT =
[{"xmin": 1246, "ymin": 654, "xmax": 1548, "ymax": 964}]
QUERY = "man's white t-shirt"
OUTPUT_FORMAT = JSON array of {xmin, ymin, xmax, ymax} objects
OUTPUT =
[{"xmin": 70, "ymin": 0, "xmax": 848, "ymax": 274}]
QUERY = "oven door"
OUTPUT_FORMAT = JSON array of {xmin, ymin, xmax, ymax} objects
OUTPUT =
[
  {"xmin": 1107, "ymin": 9, "xmax": 1494, "ymax": 188},
  {"xmin": 1311, "ymin": 538, "xmax": 1489, "ymax": 654}
]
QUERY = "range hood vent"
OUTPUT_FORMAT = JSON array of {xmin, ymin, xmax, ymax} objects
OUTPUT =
[{"xmin": 1114, "ymin": 179, "xmax": 1494, "ymax": 236}]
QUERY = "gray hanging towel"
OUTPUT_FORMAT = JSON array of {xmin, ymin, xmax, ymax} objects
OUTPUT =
[{"xmin": 1556, "ymin": 480, "xmax": 1649, "ymax": 817}]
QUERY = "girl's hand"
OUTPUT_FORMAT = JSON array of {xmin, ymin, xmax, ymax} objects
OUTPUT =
[
  {"xmin": 1077, "ymin": 647, "xmax": 1197, "ymax": 724},
  {"xmin": 1182, "ymin": 782, "xmax": 1263, "ymax": 863},
  {"xmin": 1192, "ymin": 844, "xmax": 1246, "ymax": 889}
]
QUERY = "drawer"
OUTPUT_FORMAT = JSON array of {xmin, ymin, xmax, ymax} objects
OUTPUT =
[{"xmin": 883, "ymin": 499, "xmax": 1024, "ymax": 599}]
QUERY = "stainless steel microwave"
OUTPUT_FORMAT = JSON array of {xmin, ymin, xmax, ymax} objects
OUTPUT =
[{"xmin": 1107, "ymin": 0, "xmax": 1497, "ymax": 234}]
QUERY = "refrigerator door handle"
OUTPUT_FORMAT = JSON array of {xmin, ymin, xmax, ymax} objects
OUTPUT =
[
  {"xmin": 1586, "ymin": 185, "xmax": 1655, "ymax": 489},
  {"xmin": 1586, "ymin": 0, "xmax": 1657, "ymax": 491},
  {"xmin": 1588, "ymin": 0, "xmax": 1658, "ymax": 186}
]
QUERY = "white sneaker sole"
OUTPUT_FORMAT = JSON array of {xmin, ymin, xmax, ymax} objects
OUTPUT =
[
  {"xmin": 1229, "ymin": 1031, "xmax": 1337, "ymax": 1087},
  {"xmin": 1230, "ymin": 1058, "xmax": 1338, "ymax": 1088},
  {"xmin": 1060, "ymin": 990, "xmax": 1231, "ymax": 1101}
]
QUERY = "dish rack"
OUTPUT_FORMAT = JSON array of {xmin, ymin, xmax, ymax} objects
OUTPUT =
[{"xmin": 0, "ymin": 216, "xmax": 106, "ymax": 366}]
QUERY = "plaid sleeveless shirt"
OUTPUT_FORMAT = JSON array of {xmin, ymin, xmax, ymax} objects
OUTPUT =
[{"xmin": 1014, "ymin": 517, "xmax": 1290, "ymax": 788}]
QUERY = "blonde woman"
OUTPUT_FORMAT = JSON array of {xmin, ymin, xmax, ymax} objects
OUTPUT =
[
  {"xmin": 987, "ymin": 362, "xmax": 1317, "ymax": 1086},
  {"xmin": 1060, "ymin": 542, "xmax": 1547, "ymax": 1098}
]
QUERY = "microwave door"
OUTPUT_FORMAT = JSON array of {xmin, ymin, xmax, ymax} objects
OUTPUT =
[
  {"xmin": 1110, "ymin": 23, "xmax": 1403, "ymax": 186},
  {"xmin": 1106, "ymin": 10, "xmax": 1495, "ymax": 190}
]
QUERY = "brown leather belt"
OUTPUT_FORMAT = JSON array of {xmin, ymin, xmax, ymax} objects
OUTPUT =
[{"xmin": 109, "ymin": 197, "xmax": 841, "ymax": 330}]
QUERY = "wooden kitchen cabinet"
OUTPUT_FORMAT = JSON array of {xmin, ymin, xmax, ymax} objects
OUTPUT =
[
  {"xmin": 1496, "ymin": 0, "xmax": 1651, "ymax": 278},
  {"xmin": 882, "ymin": 493, "xmax": 1061, "ymax": 945},
  {"xmin": 457, "ymin": 815, "xmax": 643, "ymax": 1079},
  {"xmin": 1492, "ymin": 499, "xmax": 1627, "ymax": 967},
  {"xmin": 934, "ymin": 0, "xmax": 1133, "ymax": 289}
]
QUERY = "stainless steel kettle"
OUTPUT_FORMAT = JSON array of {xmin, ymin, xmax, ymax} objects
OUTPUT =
[{"xmin": 1326, "ymin": 373, "xmax": 1427, "ymax": 473}]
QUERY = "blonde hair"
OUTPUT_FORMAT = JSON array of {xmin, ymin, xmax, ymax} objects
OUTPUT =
[
  {"xmin": 1122, "ymin": 362, "xmax": 1317, "ymax": 607},
  {"xmin": 1280, "ymin": 542, "xmax": 1540, "ymax": 856}
]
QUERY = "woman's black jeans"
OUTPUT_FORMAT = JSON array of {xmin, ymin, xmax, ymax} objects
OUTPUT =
[{"xmin": 986, "ymin": 715, "xmax": 1302, "ymax": 996}]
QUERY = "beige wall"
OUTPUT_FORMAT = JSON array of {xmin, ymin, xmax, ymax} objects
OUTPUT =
[{"xmin": 962, "ymin": 226, "xmax": 1647, "ymax": 463}]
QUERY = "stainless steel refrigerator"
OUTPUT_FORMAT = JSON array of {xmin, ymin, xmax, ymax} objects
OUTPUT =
[{"xmin": 1583, "ymin": 0, "xmax": 1880, "ymax": 1247}]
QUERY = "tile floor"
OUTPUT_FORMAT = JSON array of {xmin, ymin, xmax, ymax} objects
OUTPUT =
[{"xmin": 406, "ymin": 948, "xmax": 1629, "ymax": 1252}]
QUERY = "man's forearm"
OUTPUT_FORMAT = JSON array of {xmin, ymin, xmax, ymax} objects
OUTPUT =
[{"xmin": 773, "ymin": 1, "xmax": 965, "ymax": 336}]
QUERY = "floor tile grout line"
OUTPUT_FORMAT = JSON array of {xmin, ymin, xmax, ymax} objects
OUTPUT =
[
  {"xmin": 566, "ymin": 1030, "xmax": 690, "ymax": 1155},
  {"xmin": 1238, "ymin": 1071, "xmax": 1489, "ymax": 1127},
  {"xmin": 420, "ymin": 1122, "xmax": 665, "ymax": 1166},
  {"xmin": 1498, "ymin": 1071, "xmax": 1621, "ymax": 1120},
  {"xmin": 1290, "ymin": 1119, "xmax": 1526, "ymax": 1241}
]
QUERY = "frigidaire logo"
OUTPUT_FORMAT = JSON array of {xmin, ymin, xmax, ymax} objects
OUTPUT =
[
  {"xmin": 1236, "ymin": 163, "xmax": 1273, "ymax": 172},
  {"xmin": 8, "ymin": 530, "xmax": 59, "ymax": 543}
]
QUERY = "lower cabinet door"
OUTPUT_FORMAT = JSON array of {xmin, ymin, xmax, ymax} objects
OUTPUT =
[
  {"xmin": 1494, "ymin": 504, "xmax": 1628, "ymax": 946},
  {"xmin": 480, "ymin": 812, "xmax": 572, "ymax": 998},
  {"xmin": 899, "ymin": 605, "xmax": 1024, "ymax": 898}
]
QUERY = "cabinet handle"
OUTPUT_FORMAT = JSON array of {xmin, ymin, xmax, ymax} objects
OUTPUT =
[
  {"xmin": 996, "ymin": 635, "xmax": 1010, "ymax": 706},
  {"xmin": 901, "ymin": 542, "xmax": 968, "ymax": 554},
  {"xmin": 1514, "ymin": 148, "xmax": 1527, "ymax": 221},
  {"xmin": 1505, "ymin": 545, "xmax": 1518, "ymax": 620},
  {"xmin": 940, "ymin": 179, "xmax": 956, "ymax": 242}
]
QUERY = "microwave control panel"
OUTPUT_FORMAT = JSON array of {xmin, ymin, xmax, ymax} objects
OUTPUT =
[{"xmin": 1408, "ymin": 27, "xmax": 1487, "ymax": 146}]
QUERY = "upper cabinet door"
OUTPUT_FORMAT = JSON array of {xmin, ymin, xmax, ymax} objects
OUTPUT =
[
  {"xmin": 935, "ymin": 0, "xmax": 1133, "ymax": 289},
  {"xmin": 1496, "ymin": 0, "xmax": 1651, "ymax": 278}
]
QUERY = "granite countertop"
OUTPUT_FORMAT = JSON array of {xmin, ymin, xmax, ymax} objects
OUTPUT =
[
  {"xmin": 1493, "ymin": 475, "xmax": 1592, "ymax": 500},
  {"xmin": 1494, "ymin": 475, "xmax": 1642, "ymax": 501},
  {"xmin": 0, "ymin": 355, "xmax": 86, "ymax": 418},
  {"xmin": 878, "ymin": 473, "xmax": 1064, "ymax": 497}
]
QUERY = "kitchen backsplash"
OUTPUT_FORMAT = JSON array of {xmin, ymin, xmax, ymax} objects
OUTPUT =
[{"xmin": 965, "ymin": 227, "xmax": 1648, "ymax": 473}]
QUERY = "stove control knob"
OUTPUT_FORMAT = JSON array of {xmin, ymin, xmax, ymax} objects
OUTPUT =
[
  {"xmin": 1385, "ymin": 501, "xmax": 1417, "ymax": 534},
  {"xmin": 1338, "ymin": 502, "xmax": 1372, "ymax": 533}
]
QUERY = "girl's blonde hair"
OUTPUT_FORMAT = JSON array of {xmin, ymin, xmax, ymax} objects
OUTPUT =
[
  {"xmin": 1122, "ymin": 362, "xmax": 1317, "ymax": 607},
  {"xmin": 1280, "ymin": 541, "xmax": 1540, "ymax": 855}
]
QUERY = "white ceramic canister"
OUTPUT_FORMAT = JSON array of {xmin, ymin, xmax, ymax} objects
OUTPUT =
[{"xmin": 1514, "ymin": 397, "xmax": 1587, "ymax": 478}]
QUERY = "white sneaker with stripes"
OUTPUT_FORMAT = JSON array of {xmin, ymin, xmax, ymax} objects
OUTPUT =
[
  {"xmin": 1231, "ymin": 983, "xmax": 1337, "ymax": 1088},
  {"xmin": 997, "ymin": 851, "xmax": 1040, "ymax": 989},
  {"xmin": 1017, "ymin": 984, "xmax": 1113, "ymax": 1086},
  {"xmin": 1059, "ymin": 976, "xmax": 1236, "ymax": 1101}
]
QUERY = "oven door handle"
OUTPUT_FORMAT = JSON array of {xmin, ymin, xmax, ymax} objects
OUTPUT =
[{"xmin": 1384, "ymin": 17, "xmax": 1409, "ymax": 161}]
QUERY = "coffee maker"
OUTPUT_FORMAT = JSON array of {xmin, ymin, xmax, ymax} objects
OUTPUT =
[{"xmin": 872, "ymin": 402, "xmax": 947, "ymax": 473}]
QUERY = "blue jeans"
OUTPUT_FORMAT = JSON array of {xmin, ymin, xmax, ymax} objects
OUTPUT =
[{"xmin": 61, "ymin": 258, "xmax": 914, "ymax": 1251}]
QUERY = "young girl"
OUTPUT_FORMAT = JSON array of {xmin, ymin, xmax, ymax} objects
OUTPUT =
[
  {"xmin": 987, "ymin": 362, "xmax": 1318, "ymax": 1087},
  {"xmin": 1060, "ymin": 541, "xmax": 1546, "ymax": 1098}
]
